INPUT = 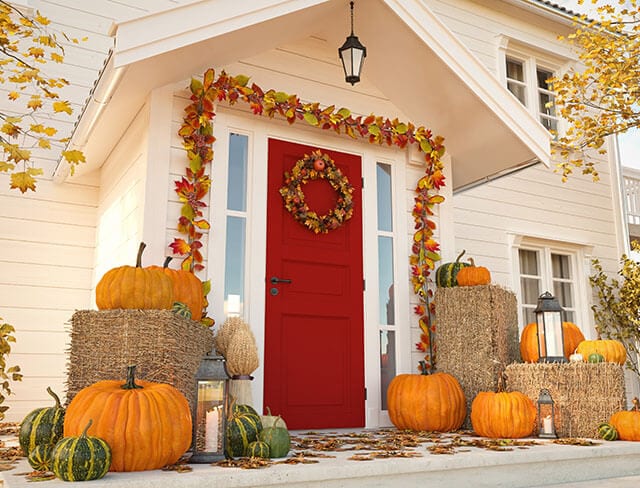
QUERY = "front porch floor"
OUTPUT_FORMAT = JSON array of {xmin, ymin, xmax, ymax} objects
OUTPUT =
[{"xmin": 4, "ymin": 429, "xmax": 640, "ymax": 487}]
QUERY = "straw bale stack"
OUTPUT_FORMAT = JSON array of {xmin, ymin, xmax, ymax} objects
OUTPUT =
[
  {"xmin": 505, "ymin": 362, "xmax": 626, "ymax": 438},
  {"xmin": 66, "ymin": 309, "xmax": 214, "ymax": 410},
  {"xmin": 435, "ymin": 285, "xmax": 519, "ymax": 427}
]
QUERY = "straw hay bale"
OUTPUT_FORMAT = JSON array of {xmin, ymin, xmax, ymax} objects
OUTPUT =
[
  {"xmin": 435, "ymin": 285, "xmax": 519, "ymax": 427},
  {"xmin": 66, "ymin": 309, "xmax": 214, "ymax": 410},
  {"xmin": 505, "ymin": 362, "xmax": 626, "ymax": 438}
]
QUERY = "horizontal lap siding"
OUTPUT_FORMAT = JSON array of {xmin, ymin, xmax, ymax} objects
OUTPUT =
[{"xmin": 0, "ymin": 175, "xmax": 97, "ymax": 421}]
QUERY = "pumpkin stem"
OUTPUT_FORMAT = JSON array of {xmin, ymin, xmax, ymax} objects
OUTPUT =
[
  {"xmin": 163, "ymin": 256, "xmax": 173, "ymax": 268},
  {"xmin": 266, "ymin": 406, "xmax": 272, "ymax": 416},
  {"xmin": 496, "ymin": 369, "xmax": 506, "ymax": 393},
  {"xmin": 632, "ymin": 397, "xmax": 640, "ymax": 412},
  {"xmin": 455, "ymin": 250, "xmax": 466, "ymax": 263},
  {"xmin": 45, "ymin": 386, "xmax": 61, "ymax": 408},
  {"xmin": 468, "ymin": 257, "xmax": 476, "ymax": 267},
  {"xmin": 121, "ymin": 365, "xmax": 144, "ymax": 390},
  {"xmin": 418, "ymin": 360, "xmax": 430, "ymax": 375},
  {"xmin": 136, "ymin": 242, "xmax": 147, "ymax": 268},
  {"xmin": 80, "ymin": 419, "xmax": 93, "ymax": 438}
]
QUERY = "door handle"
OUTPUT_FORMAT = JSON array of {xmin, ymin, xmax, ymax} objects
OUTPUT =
[{"xmin": 270, "ymin": 276, "xmax": 292, "ymax": 285}]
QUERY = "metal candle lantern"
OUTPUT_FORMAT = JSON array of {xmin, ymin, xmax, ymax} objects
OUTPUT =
[
  {"xmin": 537, "ymin": 388, "xmax": 557, "ymax": 438},
  {"xmin": 190, "ymin": 349, "xmax": 229, "ymax": 463},
  {"xmin": 338, "ymin": 1, "xmax": 367, "ymax": 85},
  {"xmin": 534, "ymin": 291, "xmax": 567, "ymax": 363}
]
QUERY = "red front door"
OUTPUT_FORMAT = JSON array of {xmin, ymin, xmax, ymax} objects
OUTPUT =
[{"xmin": 264, "ymin": 138, "xmax": 364, "ymax": 430}]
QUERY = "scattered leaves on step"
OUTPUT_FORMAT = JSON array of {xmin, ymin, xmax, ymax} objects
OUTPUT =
[
  {"xmin": 214, "ymin": 458, "xmax": 273, "ymax": 469},
  {"xmin": 275, "ymin": 455, "xmax": 319, "ymax": 465},
  {"xmin": 162, "ymin": 461, "xmax": 193, "ymax": 473},
  {"xmin": 0, "ymin": 445, "xmax": 24, "ymax": 470},
  {"xmin": 552, "ymin": 438, "xmax": 600, "ymax": 446},
  {"xmin": 0, "ymin": 422, "xmax": 20, "ymax": 436},
  {"xmin": 348, "ymin": 454, "xmax": 374, "ymax": 461},
  {"xmin": 427, "ymin": 435, "xmax": 538, "ymax": 455},
  {"xmin": 24, "ymin": 470, "xmax": 56, "ymax": 482},
  {"xmin": 292, "ymin": 450, "xmax": 336, "ymax": 458}
]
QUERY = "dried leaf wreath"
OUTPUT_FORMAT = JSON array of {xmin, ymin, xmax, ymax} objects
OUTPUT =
[{"xmin": 279, "ymin": 150, "xmax": 354, "ymax": 234}]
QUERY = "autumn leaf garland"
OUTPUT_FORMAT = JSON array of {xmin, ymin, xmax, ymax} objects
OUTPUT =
[{"xmin": 173, "ymin": 69, "xmax": 446, "ymax": 356}]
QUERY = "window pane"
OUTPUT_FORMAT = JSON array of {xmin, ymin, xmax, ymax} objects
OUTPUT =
[
  {"xmin": 551, "ymin": 254, "xmax": 571, "ymax": 279},
  {"xmin": 378, "ymin": 236, "xmax": 395, "ymax": 325},
  {"xmin": 539, "ymin": 92, "xmax": 556, "ymax": 116},
  {"xmin": 523, "ymin": 307, "xmax": 537, "ymax": 325},
  {"xmin": 519, "ymin": 249, "xmax": 539, "ymax": 276},
  {"xmin": 376, "ymin": 163, "xmax": 393, "ymax": 232},
  {"xmin": 521, "ymin": 277, "xmax": 541, "ymax": 305},
  {"xmin": 540, "ymin": 116, "xmax": 558, "ymax": 132},
  {"xmin": 227, "ymin": 133, "xmax": 248, "ymax": 212},
  {"xmin": 380, "ymin": 330, "xmax": 396, "ymax": 410},
  {"xmin": 224, "ymin": 216, "xmax": 246, "ymax": 314},
  {"xmin": 508, "ymin": 82, "xmax": 527, "ymax": 105},
  {"xmin": 554, "ymin": 281, "xmax": 574, "ymax": 309},
  {"xmin": 537, "ymin": 68, "xmax": 553, "ymax": 90},
  {"xmin": 507, "ymin": 59, "xmax": 524, "ymax": 81}
]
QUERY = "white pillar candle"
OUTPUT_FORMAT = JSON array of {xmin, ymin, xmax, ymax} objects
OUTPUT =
[
  {"xmin": 543, "ymin": 415, "xmax": 553, "ymax": 434},
  {"xmin": 205, "ymin": 407, "xmax": 219, "ymax": 452}
]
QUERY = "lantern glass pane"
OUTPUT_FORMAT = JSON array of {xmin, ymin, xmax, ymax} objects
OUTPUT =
[
  {"xmin": 195, "ymin": 380, "xmax": 225, "ymax": 453},
  {"xmin": 341, "ymin": 48, "xmax": 354, "ymax": 76},
  {"xmin": 544, "ymin": 311, "xmax": 563, "ymax": 358},
  {"xmin": 351, "ymin": 48, "xmax": 364, "ymax": 76}
]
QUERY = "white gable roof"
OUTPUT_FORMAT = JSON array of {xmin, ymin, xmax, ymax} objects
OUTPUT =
[{"xmin": 64, "ymin": 0, "xmax": 551, "ymax": 190}]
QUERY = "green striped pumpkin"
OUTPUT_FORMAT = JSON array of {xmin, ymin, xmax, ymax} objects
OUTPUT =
[
  {"xmin": 598, "ymin": 422, "xmax": 618, "ymax": 441},
  {"xmin": 51, "ymin": 420, "xmax": 111, "ymax": 482},
  {"xmin": 226, "ymin": 410, "xmax": 263, "ymax": 458},
  {"xmin": 232, "ymin": 403, "xmax": 260, "ymax": 418},
  {"xmin": 27, "ymin": 443, "xmax": 54, "ymax": 471},
  {"xmin": 19, "ymin": 387, "xmax": 65, "ymax": 455},
  {"xmin": 245, "ymin": 440, "xmax": 270, "ymax": 458},
  {"xmin": 435, "ymin": 250, "xmax": 470, "ymax": 287},
  {"xmin": 172, "ymin": 301, "xmax": 192, "ymax": 320}
]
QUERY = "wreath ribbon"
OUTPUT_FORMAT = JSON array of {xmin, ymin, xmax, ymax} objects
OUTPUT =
[{"xmin": 279, "ymin": 150, "xmax": 354, "ymax": 234}]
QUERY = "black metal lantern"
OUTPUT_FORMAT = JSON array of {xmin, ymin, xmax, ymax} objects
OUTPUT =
[
  {"xmin": 190, "ymin": 349, "xmax": 230, "ymax": 463},
  {"xmin": 338, "ymin": 1, "xmax": 367, "ymax": 85},
  {"xmin": 534, "ymin": 291, "xmax": 567, "ymax": 363},
  {"xmin": 537, "ymin": 388, "xmax": 557, "ymax": 438}
]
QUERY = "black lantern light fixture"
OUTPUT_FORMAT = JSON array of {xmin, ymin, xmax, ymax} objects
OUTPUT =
[
  {"xmin": 534, "ymin": 291, "xmax": 567, "ymax": 363},
  {"xmin": 537, "ymin": 388, "xmax": 557, "ymax": 438},
  {"xmin": 190, "ymin": 348, "xmax": 230, "ymax": 463},
  {"xmin": 338, "ymin": 1, "xmax": 367, "ymax": 85}
]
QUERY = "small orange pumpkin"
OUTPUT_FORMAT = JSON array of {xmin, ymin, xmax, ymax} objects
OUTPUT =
[
  {"xmin": 519, "ymin": 321, "xmax": 585, "ymax": 363},
  {"xmin": 64, "ymin": 366, "xmax": 192, "ymax": 472},
  {"xmin": 387, "ymin": 369, "xmax": 466, "ymax": 432},
  {"xmin": 95, "ymin": 242, "xmax": 173, "ymax": 310},
  {"xmin": 471, "ymin": 375, "xmax": 536, "ymax": 439},
  {"xmin": 576, "ymin": 338, "xmax": 626, "ymax": 365},
  {"xmin": 456, "ymin": 257, "xmax": 491, "ymax": 286},
  {"xmin": 610, "ymin": 397, "xmax": 640, "ymax": 441},
  {"xmin": 150, "ymin": 257, "xmax": 205, "ymax": 321}
]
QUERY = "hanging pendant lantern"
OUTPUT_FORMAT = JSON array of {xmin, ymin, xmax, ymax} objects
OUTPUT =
[{"xmin": 338, "ymin": 1, "xmax": 367, "ymax": 85}]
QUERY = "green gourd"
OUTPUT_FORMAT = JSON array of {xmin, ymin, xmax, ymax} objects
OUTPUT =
[
  {"xmin": 27, "ymin": 443, "xmax": 54, "ymax": 471},
  {"xmin": 226, "ymin": 409, "xmax": 262, "ymax": 459},
  {"xmin": 19, "ymin": 387, "xmax": 65, "ymax": 456},
  {"xmin": 588, "ymin": 353, "xmax": 605, "ymax": 363},
  {"xmin": 245, "ymin": 440, "xmax": 270, "ymax": 458},
  {"xmin": 435, "ymin": 250, "xmax": 470, "ymax": 287},
  {"xmin": 51, "ymin": 420, "xmax": 112, "ymax": 482},
  {"xmin": 598, "ymin": 422, "xmax": 618, "ymax": 441},
  {"xmin": 258, "ymin": 416, "xmax": 290, "ymax": 458}
]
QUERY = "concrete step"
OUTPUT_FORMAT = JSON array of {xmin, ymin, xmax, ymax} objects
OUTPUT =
[{"xmin": 5, "ymin": 432, "xmax": 640, "ymax": 487}]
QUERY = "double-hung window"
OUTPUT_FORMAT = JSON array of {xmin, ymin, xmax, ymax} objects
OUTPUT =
[{"xmin": 505, "ymin": 56, "xmax": 558, "ymax": 133}]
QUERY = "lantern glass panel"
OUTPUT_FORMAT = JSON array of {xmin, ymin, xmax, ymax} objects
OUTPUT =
[
  {"xmin": 537, "ymin": 390, "xmax": 557, "ymax": 438},
  {"xmin": 195, "ymin": 380, "xmax": 225, "ymax": 454}
]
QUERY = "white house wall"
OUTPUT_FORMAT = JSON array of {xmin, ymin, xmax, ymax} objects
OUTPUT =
[{"xmin": 0, "ymin": 175, "xmax": 98, "ymax": 421}]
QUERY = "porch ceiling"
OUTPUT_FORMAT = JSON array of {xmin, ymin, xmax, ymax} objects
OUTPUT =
[{"xmin": 69, "ymin": 0, "xmax": 551, "ymax": 190}]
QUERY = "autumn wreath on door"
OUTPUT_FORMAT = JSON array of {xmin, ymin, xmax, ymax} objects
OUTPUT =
[{"xmin": 279, "ymin": 149, "xmax": 354, "ymax": 234}]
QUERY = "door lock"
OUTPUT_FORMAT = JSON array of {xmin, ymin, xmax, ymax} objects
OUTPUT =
[{"xmin": 270, "ymin": 276, "xmax": 292, "ymax": 285}]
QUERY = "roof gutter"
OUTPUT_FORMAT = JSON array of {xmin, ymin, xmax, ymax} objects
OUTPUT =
[
  {"xmin": 53, "ymin": 49, "xmax": 127, "ymax": 183},
  {"xmin": 453, "ymin": 158, "xmax": 542, "ymax": 194}
]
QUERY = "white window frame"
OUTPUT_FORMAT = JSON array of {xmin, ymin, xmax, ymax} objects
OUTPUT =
[
  {"xmin": 497, "ymin": 37, "xmax": 572, "ymax": 135},
  {"xmin": 510, "ymin": 235, "xmax": 594, "ymax": 338}
]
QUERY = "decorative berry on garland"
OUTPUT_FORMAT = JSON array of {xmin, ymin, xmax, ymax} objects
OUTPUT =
[{"xmin": 279, "ymin": 150, "xmax": 354, "ymax": 234}]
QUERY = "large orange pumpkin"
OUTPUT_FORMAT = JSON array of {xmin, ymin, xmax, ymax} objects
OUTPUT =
[
  {"xmin": 95, "ymin": 242, "xmax": 173, "ymax": 310},
  {"xmin": 387, "ymin": 371, "xmax": 466, "ymax": 432},
  {"xmin": 471, "ymin": 390, "xmax": 536, "ymax": 438},
  {"xmin": 64, "ymin": 366, "xmax": 192, "ymax": 472},
  {"xmin": 519, "ymin": 321, "xmax": 585, "ymax": 363},
  {"xmin": 576, "ymin": 339, "xmax": 626, "ymax": 365},
  {"xmin": 610, "ymin": 398, "xmax": 640, "ymax": 441},
  {"xmin": 150, "ymin": 257, "xmax": 204, "ymax": 321}
]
